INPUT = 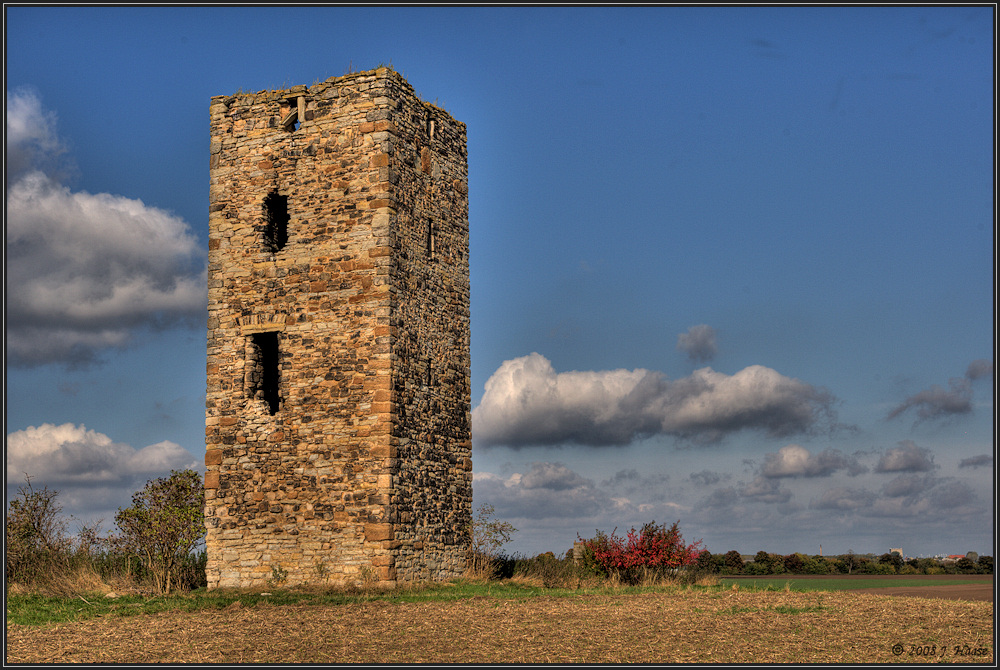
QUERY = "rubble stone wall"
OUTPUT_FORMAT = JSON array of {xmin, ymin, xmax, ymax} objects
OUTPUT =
[{"xmin": 205, "ymin": 68, "xmax": 470, "ymax": 589}]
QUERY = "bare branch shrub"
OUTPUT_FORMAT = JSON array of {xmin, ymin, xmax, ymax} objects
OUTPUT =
[
  {"xmin": 5, "ymin": 475, "xmax": 74, "ymax": 586},
  {"xmin": 466, "ymin": 503, "xmax": 516, "ymax": 579}
]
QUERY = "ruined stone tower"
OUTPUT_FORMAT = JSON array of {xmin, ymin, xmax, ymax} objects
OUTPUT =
[{"xmin": 204, "ymin": 68, "xmax": 471, "ymax": 589}]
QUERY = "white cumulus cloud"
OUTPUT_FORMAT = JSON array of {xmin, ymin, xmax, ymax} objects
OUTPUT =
[
  {"xmin": 887, "ymin": 378, "xmax": 972, "ymax": 422},
  {"xmin": 965, "ymin": 359, "xmax": 993, "ymax": 381},
  {"xmin": 6, "ymin": 89, "xmax": 207, "ymax": 367},
  {"xmin": 958, "ymin": 454, "xmax": 992, "ymax": 469},
  {"xmin": 473, "ymin": 353, "xmax": 837, "ymax": 447},
  {"xmin": 5, "ymin": 423, "xmax": 200, "ymax": 524},
  {"xmin": 760, "ymin": 444, "xmax": 867, "ymax": 478},
  {"xmin": 5, "ymin": 88, "xmax": 65, "ymax": 181},
  {"xmin": 810, "ymin": 487, "xmax": 877, "ymax": 511},
  {"xmin": 6, "ymin": 423, "xmax": 199, "ymax": 485},
  {"xmin": 875, "ymin": 440, "xmax": 937, "ymax": 473}
]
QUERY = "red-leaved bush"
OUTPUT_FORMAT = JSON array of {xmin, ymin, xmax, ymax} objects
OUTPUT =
[{"xmin": 579, "ymin": 521, "xmax": 703, "ymax": 583}]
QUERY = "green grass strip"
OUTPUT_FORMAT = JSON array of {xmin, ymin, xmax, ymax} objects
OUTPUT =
[
  {"xmin": 717, "ymin": 577, "xmax": 984, "ymax": 592},
  {"xmin": 6, "ymin": 580, "xmax": 710, "ymax": 627}
]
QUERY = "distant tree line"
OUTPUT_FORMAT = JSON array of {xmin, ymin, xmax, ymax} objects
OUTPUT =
[{"xmin": 693, "ymin": 549, "xmax": 993, "ymax": 576}]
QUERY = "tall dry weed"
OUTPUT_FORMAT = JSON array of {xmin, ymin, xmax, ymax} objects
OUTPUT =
[{"xmin": 463, "ymin": 553, "xmax": 499, "ymax": 582}]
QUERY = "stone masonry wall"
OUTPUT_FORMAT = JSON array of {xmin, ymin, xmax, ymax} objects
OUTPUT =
[
  {"xmin": 205, "ymin": 68, "xmax": 470, "ymax": 589},
  {"xmin": 383, "ymin": 76, "xmax": 472, "ymax": 580}
]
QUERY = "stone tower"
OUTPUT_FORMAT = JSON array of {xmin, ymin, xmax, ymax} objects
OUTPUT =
[{"xmin": 204, "ymin": 68, "xmax": 471, "ymax": 589}]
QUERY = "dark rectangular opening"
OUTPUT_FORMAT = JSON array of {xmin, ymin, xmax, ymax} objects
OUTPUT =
[
  {"xmin": 263, "ymin": 192, "xmax": 289, "ymax": 252},
  {"xmin": 248, "ymin": 332, "xmax": 281, "ymax": 415},
  {"xmin": 283, "ymin": 96, "xmax": 304, "ymax": 132}
]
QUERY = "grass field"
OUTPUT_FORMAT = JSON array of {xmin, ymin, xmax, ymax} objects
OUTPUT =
[
  {"xmin": 6, "ymin": 580, "xmax": 578, "ymax": 627},
  {"xmin": 718, "ymin": 575, "xmax": 987, "ymax": 592}
]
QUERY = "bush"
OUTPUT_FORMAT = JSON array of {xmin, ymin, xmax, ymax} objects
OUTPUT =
[
  {"xmin": 743, "ymin": 561, "xmax": 771, "ymax": 576},
  {"xmin": 578, "ymin": 521, "xmax": 702, "ymax": 585},
  {"xmin": 573, "ymin": 539, "xmax": 606, "ymax": 580},
  {"xmin": 722, "ymin": 550, "xmax": 744, "ymax": 574},
  {"xmin": 748, "ymin": 551, "xmax": 785, "ymax": 575},
  {"xmin": 466, "ymin": 503, "xmax": 517, "ymax": 579},
  {"xmin": 5, "ymin": 476, "xmax": 77, "ymax": 586},
  {"xmin": 694, "ymin": 549, "xmax": 718, "ymax": 574},
  {"xmin": 879, "ymin": 552, "xmax": 903, "ymax": 571},
  {"xmin": 954, "ymin": 557, "xmax": 977, "ymax": 573},
  {"xmin": 852, "ymin": 556, "xmax": 873, "ymax": 574},
  {"xmin": 868, "ymin": 561, "xmax": 897, "ymax": 575},
  {"xmin": 783, "ymin": 553, "xmax": 805, "ymax": 574},
  {"xmin": 113, "ymin": 469, "xmax": 205, "ymax": 594},
  {"xmin": 801, "ymin": 555, "xmax": 829, "ymax": 575},
  {"xmin": 6, "ymin": 473, "xmax": 209, "ymax": 596}
]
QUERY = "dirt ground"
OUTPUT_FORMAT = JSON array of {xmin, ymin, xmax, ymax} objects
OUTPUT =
[
  {"xmin": 848, "ymin": 580, "xmax": 993, "ymax": 602},
  {"xmin": 6, "ymin": 581, "xmax": 994, "ymax": 664}
]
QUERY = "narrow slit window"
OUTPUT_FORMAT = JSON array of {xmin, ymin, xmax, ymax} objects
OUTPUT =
[
  {"xmin": 427, "ymin": 220, "xmax": 435, "ymax": 260},
  {"xmin": 263, "ymin": 192, "xmax": 289, "ymax": 252},
  {"xmin": 246, "ymin": 331, "xmax": 281, "ymax": 415},
  {"xmin": 427, "ymin": 118, "xmax": 435, "ymax": 141}
]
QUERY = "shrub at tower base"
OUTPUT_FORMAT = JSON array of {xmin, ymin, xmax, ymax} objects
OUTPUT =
[
  {"xmin": 579, "ymin": 521, "xmax": 703, "ymax": 585},
  {"xmin": 114, "ymin": 469, "xmax": 205, "ymax": 595}
]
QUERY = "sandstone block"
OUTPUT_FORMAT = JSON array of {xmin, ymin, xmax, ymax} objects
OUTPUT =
[{"xmin": 364, "ymin": 523, "xmax": 394, "ymax": 542}]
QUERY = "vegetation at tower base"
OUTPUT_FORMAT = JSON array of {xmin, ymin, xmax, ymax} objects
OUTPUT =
[
  {"xmin": 466, "ymin": 503, "xmax": 517, "ymax": 579},
  {"xmin": 205, "ymin": 67, "xmax": 471, "ymax": 588},
  {"xmin": 5, "ymin": 474, "xmax": 207, "ymax": 596},
  {"xmin": 114, "ymin": 469, "xmax": 205, "ymax": 594},
  {"xmin": 5, "ymin": 476, "xmax": 78, "ymax": 587}
]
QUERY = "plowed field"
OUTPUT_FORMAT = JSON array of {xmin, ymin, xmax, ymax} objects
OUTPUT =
[{"xmin": 6, "ymin": 586, "xmax": 994, "ymax": 664}]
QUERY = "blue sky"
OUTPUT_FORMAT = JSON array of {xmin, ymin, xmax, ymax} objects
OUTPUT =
[{"xmin": 5, "ymin": 6, "xmax": 994, "ymax": 560}]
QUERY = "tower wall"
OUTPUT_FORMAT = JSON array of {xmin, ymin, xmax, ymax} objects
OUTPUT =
[{"xmin": 205, "ymin": 68, "xmax": 470, "ymax": 589}]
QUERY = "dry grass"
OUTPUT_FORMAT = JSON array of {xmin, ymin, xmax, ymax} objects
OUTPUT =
[
  {"xmin": 9, "ymin": 564, "xmax": 109, "ymax": 598},
  {"xmin": 462, "ymin": 560, "xmax": 499, "ymax": 583},
  {"xmin": 6, "ymin": 589, "xmax": 993, "ymax": 664},
  {"xmin": 7, "ymin": 563, "xmax": 159, "ymax": 599}
]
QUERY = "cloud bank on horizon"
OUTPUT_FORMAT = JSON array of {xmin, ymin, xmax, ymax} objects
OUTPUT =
[
  {"xmin": 473, "ymin": 438, "xmax": 987, "ymax": 552},
  {"xmin": 5, "ymin": 89, "xmax": 207, "ymax": 368},
  {"xmin": 472, "ymin": 352, "xmax": 840, "ymax": 447}
]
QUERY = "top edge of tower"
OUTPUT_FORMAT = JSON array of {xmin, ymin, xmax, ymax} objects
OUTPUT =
[{"xmin": 210, "ymin": 66, "xmax": 463, "ymax": 127}]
